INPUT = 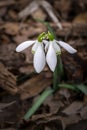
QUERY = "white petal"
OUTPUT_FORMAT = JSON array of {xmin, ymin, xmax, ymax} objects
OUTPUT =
[
  {"xmin": 52, "ymin": 40, "xmax": 61, "ymax": 55},
  {"xmin": 32, "ymin": 40, "xmax": 39, "ymax": 53},
  {"xmin": 33, "ymin": 44, "xmax": 45, "ymax": 73},
  {"xmin": 45, "ymin": 43, "xmax": 49, "ymax": 52},
  {"xmin": 16, "ymin": 40, "xmax": 35, "ymax": 52},
  {"xmin": 43, "ymin": 40, "xmax": 49, "ymax": 45},
  {"xmin": 56, "ymin": 40, "xmax": 77, "ymax": 54},
  {"xmin": 46, "ymin": 42, "xmax": 57, "ymax": 71},
  {"xmin": 43, "ymin": 40, "xmax": 49, "ymax": 52}
]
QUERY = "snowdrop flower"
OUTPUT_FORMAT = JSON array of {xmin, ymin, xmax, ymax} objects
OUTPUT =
[
  {"xmin": 45, "ymin": 40, "xmax": 61, "ymax": 71},
  {"xmin": 16, "ymin": 31, "xmax": 77, "ymax": 73},
  {"xmin": 43, "ymin": 32, "xmax": 77, "ymax": 72},
  {"xmin": 16, "ymin": 33, "xmax": 46, "ymax": 73}
]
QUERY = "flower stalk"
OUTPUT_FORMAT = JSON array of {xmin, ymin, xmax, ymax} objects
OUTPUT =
[{"xmin": 53, "ymin": 55, "xmax": 63, "ymax": 90}]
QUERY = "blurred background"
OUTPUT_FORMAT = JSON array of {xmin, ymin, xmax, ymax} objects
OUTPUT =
[{"xmin": 0, "ymin": 0, "xmax": 87, "ymax": 130}]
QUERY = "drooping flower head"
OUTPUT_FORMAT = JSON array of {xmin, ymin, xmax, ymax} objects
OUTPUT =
[
  {"xmin": 16, "ymin": 32, "xmax": 46, "ymax": 73},
  {"xmin": 16, "ymin": 31, "xmax": 77, "ymax": 73},
  {"xmin": 44, "ymin": 31, "xmax": 77, "ymax": 71}
]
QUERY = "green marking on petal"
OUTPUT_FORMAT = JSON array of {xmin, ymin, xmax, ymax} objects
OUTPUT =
[
  {"xmin": 56, "ymin": 51, "xmax": 61, "ymax": 55},
  {"xmin": 32, "ymin": 50, "xmax": 35, "ymax": 54},
  {"xmin": 47, "ymin": 31, "xmax": 54, "ymax": 41}
]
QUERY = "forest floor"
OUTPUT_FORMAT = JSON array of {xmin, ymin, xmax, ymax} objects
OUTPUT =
[{"xmin": 0, "ymin": 0, "xmax": 87, "ymax": 130}]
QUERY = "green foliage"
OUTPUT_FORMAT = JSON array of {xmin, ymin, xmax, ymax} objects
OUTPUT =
[
  {"xmin": 24, "ymin": 88, "xmax": 54, "ymax": 120},
  {"xmin": 76, "ymin": 84, "xmax": 87, "ymax": 95},
  {"xmin": 58, "ymin": 83, "xmax": 87, "ymax": 95},
  {"xmin": 58, "ymin": 83, "xmax": 78, "ymax": 91}
]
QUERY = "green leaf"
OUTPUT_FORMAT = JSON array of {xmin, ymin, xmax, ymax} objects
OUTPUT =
[
  {"xmin": 24, "ymin": 88, "xmax": 54, "ymax": 120},
  {"xmin": 76, "ymin": 84, "xmax": 87, "ymax": 95},
  {"xmin": 58, "ymin": 83, "xmax": 87, "ymax": 95},
  {"xmin": 58, "ymin": 83, "xmax": 78, "ymax": 91}
]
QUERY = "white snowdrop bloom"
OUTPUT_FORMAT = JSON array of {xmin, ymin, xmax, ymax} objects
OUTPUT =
[
  {"xmin": 43, "ymin": 40, "xmax": 49, "ymax": 52},
  {"xmin": 44, "ymin": 39, "xmax": 77, "ymax": 71},
  {"xmin": 55, "ymin": 40, "xmax": 77, "ymax": 54},
  {"xmin": 46, "ymin": 41, "xmax": 57, "ymax": 71},
  {"xmin": 16, "ymin": 40, "xmax": 46, "ymax": 73},
  {"xmin": 16, "ymin": 40, "xmax": 36, "ymax": 52},
  {"xmin": 16, "ymin": 32, "xmax": 77, "ymax": 73},
  {"xmin": 33, "ymin": 44, "xmax": 45, "ymax": 73}
]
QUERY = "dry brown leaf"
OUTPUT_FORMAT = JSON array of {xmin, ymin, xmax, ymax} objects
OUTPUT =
[
  {"xmin": 1, "ymin": 34, "xmax": 11, "ymax": 44},
  {"xmin": 19, "ymin": 64, "xmax": 34, "ymax": 74},
  {"xmin": 0, "ymin": 63, "xmax": 17, "ymax": 94},
  {"xmin": 54, "ymin": 0, "xmax": 71, "ymax": 19},
  {"xmin": 84, "ymin": 95, "xmax": 87, "ymax": 102},
  {"xmin": 62, "ymin": 102, "xmax": 85, "ymax": 115},
  {"xmin": 44, "ymin": 95, "xmax": 64, "ymax": 113},
  {"xmin": 2, "ymin": 23, "xmax": 19, "ymax": 35},
  {"xmin": 58, "ymin": 88, "xmax": 71, "ymax": 100},
  {"xmin": 0, "ymin": 7, "xmax": 7, "ymax": 18},
  {"xmin": 31, "ymin": 114, "xmax": 81, "ymax": 130},
  {"xmin": 18, "ymin": 0, "xmax": 62, "ymax": 29},
  {"xmin": 18, "ymin": 0, "xmax": 39, "ymax": 18},
  {"xmin": 61, "ymin": 115, "xmax": 81, "ymax": 130},
  {"xmin": 45, "ymin": 126, "xmax": 51, "ymax": 130},
  {"xmin": 53, "ymin": 22, "xmax": 87, "ymax": 37},
  {"xmin": 21, "ymin": 46, "xmax": 33, "ymax": 63},
  {"xmin": 0, "ymin": 97, "xmax": 21, "ymax": 123},
  {"xmin": 18, "ymin": 73, "xmax": 52, "ymax": 100},
  {"xmin": 73, "ymin": 12, "xmax": 87, "ymax": 24},
  {"xmin": 14, "ymin": 23, "xmax": 46, "ymax": 44},
  {"xmin": 62, "ymin": 53, "xmax": 84, "ymax": 82},
  {"xmin": 0, "ymin": 0, "xmax": 15, "ymax": 7},
  {"xmin": 0, "ymin": 43, "xmax": 25, "ymax": 68},
  {"xmin": 20, "ymin": 24, "xmax": 46, "ymax": 38},
  {"xmin": 8, "ymin": 10, "xmax": 18, "ymax": 20},
  {"xmin": 32, "ymin": 7, "xmax": 46, "ymax": 20},
  {"xmin": 14, "ymin": 34, "xmax": 28, "ymax": 44},
  {"xmin": 0, "ymin": 101, "xmax": 16, "ymax": 112},
  {"xmin": 79, "ymin": 105, "xmax": 87, "ymax": 119}
]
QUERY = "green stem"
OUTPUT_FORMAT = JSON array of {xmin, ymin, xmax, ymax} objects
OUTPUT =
[
  {"xmin": 53, "ymin": 55, "xmax": 63, "ymax": 90},
  {"xmin": 24, "ymin": 88, "xmax": 54, "ymax": 121}
]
